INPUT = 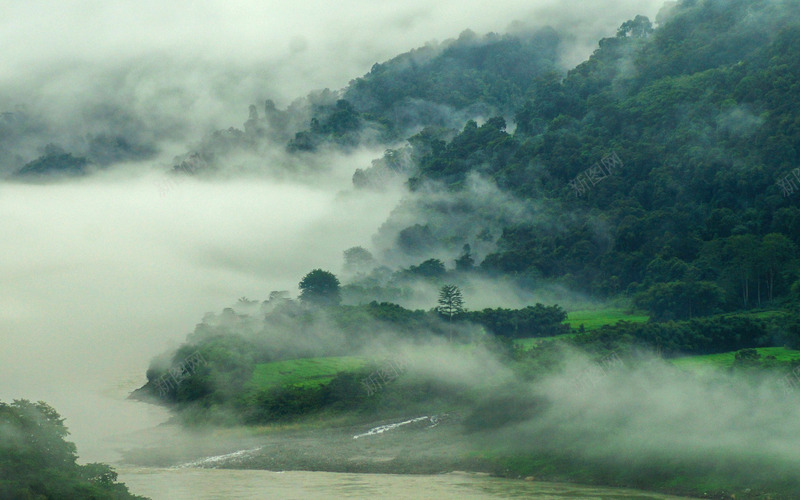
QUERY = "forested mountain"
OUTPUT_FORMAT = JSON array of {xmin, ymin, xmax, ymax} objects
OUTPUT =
[{"xmin": 350, "ymin": 0, "xmax": 800, "ymax": 315}]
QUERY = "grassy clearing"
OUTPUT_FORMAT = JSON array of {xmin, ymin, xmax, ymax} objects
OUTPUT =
[
  {"xmin": 565, "ymin": 308, "xmax": 649, "ymax": 331},
  {"xmin": 513, "ymin": 308, "xmax": 648, "ymax": 348},
  {"xmin": 670, "ymin": 347, "xmax": 800, "ymax": 373},
  {"xmin": 248, "ymin": 357, "xmax": 366, "ymax": 390}
]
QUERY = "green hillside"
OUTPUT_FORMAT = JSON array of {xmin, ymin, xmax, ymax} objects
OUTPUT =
[{"xmin": 248, "ymin": 357, "xmax": 366, "ymax": 390}]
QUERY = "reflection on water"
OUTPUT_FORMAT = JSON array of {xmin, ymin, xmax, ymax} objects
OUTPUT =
[{"xmin": 117, "ymin": 468, "xmax": 695, "ymax": 500}]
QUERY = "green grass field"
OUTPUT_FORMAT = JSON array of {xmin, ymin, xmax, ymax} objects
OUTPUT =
[
  {"xmin": 670, "ymin": 347, "xmax": 800, "ymax": 373},
  {"xmin": 565, "ymin": 308, "xmax": 649, "ymax": 331},
  {"xmin": 513, "ymin": 308, "xmax": 649, "ymax": 348},
  {"xmin": 248, "ymin": 356, "xmax": 366, "ymax": 390}
]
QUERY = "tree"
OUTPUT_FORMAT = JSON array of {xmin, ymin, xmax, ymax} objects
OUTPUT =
[
  {"xmin": 760, "ymin": 233, "xmax": 796, "ymax": 302},
  {"xmin": 437, "ymin": 284, "xmax": 465, "ymax": 322},
  {"xmin": 634, "ymin": 281, "xmax": 723, "ymax": 321},
  {"xmin": 343, "ymin": 246, "xmax": 376, "ymax": 275},
  {"xmin": 403, "ymin": 258, "xmax": 447, "ymax": 281},
  {"xmin": 437, "ymin": 284, "xmax": 465, "ymax": 342},
  {"xmin": 616, "ymin": 15, "xmax": 653, "ymax": 38},
  {"xmin": 299, "ymin": 269, "xmax": 341, "ymax": 307},
  {"xmin": 455, "ymin": 244, "xmax": 475, "ymax": 272}
]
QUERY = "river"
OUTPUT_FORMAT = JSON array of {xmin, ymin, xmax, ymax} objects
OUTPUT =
[
  {"xmin": 90, "ymin": 389, "xmax": 693, "ymax": 499},
  {"xmin": 117, "ymin": 467, "xmax": 693, "ymax": 500}
]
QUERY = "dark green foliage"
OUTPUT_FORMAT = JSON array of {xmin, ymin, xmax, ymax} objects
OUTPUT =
[
  {"xmin": 322, "ymin": 372, "xmax": 373, "ymax": 410},
  {"xmin": 242, "ymin": 371, "xmax": 373, "ymax": 423},
  {"xmin": 299, "ymin": 269, "xmax": 342, "ymax": 307},
  {"xmin": 396, "ymin": 225, "xmax": 438, "ymax": 257},
  {"xmin": 408, "ymin": 117, "xmax": 514, "ymax": 187},
  {"xmin": 335, "ymin": 302, "xmax": 434, "ymax": 334},
  {"xmin": 402, "ymin": 258, "xmax": 446, "ymax": 280},
  {"xmin": 287, "ymin": 100, "xmax": 364, "ymax": 151},
  {"xmin": 174, "ymin": 2, "xmax": 800, "ymax": 318},
  {"xmin": 464, "ymin": 304, "xmax": 569, "ymax": 339},
  {"xmin": 245, "ymin": 385, "xmax": 327, "ymax": 422},
  {"xmin": 569, "ymin": 313, "xmax": 789, "ymax": 357},
  {"xmin": 284, "ymin": 28, "xmax": 560, "ymax": 152},
  {"xmin": 784, "ymin": 314, "xmax": 800, "ymax": 349},
  {"xmin": 616, "ymin": 15, "xmax": 654, "ymax": 39},
  {"xmin": 144, "ymin": 332, "xmax": 256, "ymax": 407},
  {"xmin": 140, "ymin": 296, "xmax": 575, "ymax": 422},
  {"xmin": 140, "ymin": 1, "xmax": 800, "ymax": 445},
  {"xmin": 142, "ymin": 299, "xmax": 439, "ymax": 416},
  {"xmin": 454, "ymin": 244, "xmax": 475, "ymax": 271},
  {"xmin": 344, "ymin": 28, "xmax": 560, "ymax": 134},
  {"xmin": 0, "ymin": 400, "xmax": 145, "ymax": 499},
  {"xmin": 634, "ymin": 281, "xmax": 724, "ymax": 320}
]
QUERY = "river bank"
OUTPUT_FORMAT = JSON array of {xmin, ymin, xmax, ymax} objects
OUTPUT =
[{"xmin": 117, "ymin": 411, "xmax": 788, "ymax": 500}]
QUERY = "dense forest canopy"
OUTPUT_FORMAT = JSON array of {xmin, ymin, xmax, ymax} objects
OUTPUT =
[{"xmin": 343, "ymin": 0, "xmax": 800, "ymax": 314}]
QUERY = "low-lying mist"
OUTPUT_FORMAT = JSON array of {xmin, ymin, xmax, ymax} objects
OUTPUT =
[
  {"xmin": 483, "ymin": 351, "xmax": 800, "ymax": 488},
  {"xmin": 0, "ymin": 161, "xmax": 403, "ymax": 460}
]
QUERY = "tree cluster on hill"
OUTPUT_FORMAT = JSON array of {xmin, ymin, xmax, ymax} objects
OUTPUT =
[{"xmin": 137, "ymin": 269, "xmax": 574, "ymax": 423}]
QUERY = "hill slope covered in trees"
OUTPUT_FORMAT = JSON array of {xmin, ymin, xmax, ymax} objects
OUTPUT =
[{"xmin": 345, "ymin": 0, "xmax": 800, "ymax": 316}]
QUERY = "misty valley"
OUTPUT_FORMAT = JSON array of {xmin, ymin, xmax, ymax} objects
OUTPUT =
[{"xmin": 4, "ymin": 0, "xmax": 800, "ymax": 499}]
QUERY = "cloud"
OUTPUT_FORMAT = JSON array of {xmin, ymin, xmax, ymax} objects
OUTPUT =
[
  {"xmin": 0, "ymin": 0, "xmax": 665, "ymax": 173},
  {"xmin": 477, "ymin": 352, "xmax": 800, "ymax": 488},
  {"xmin": 0, "ymin": 170, "xmax": 402, "ymax": 461}
]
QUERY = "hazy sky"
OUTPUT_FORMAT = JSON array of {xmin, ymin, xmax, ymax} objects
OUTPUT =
[
  {"xmin": 1, "ymin": 0, "xmax": 666, "ymax": 140},
  {"xmin": 3, "ymin": 1, "xmax": 666, "ymax": 77}
]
